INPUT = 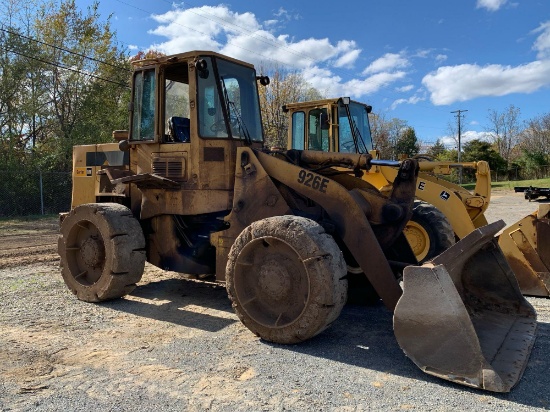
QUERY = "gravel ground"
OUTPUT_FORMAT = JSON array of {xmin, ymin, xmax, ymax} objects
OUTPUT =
[{"xmin": 1, "ymin": 192, "xmax": 549, "ymax": 411}]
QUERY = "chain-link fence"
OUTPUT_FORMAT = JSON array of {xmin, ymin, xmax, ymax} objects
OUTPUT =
[
  {"xmin": 492, "ymin": 165, "xmax": 550, "ymax": 182},
  {"xmin": 0, "ymin": 170, "xmax": 72, "ymax": 217},
  {"xmin": 439, "ymin": 165, "xmax": 550, "ymax": 185}
]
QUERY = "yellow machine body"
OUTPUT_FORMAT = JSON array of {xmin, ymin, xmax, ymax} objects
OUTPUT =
[{"xmin": 59, "ymin": 53, "xmax": 537, "ymax": 393}]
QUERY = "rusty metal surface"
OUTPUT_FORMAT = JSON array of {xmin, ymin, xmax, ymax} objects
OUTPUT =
[
  {"xmin": 254, "ymin": 149, "xmax": 404, "ymax": 310},
  {"xmin": 394, "ymin": 221, "xmax": 537, "ymax": 392},
  {"xmin": 211, "ymin": 148, "xmax": 292, "ymax": 281},
  {"xmin": 537, "ymin": 218, "xmax": 550, "ymax": 270},
  {"xmin": 499, "ymin": 210, "xmax": 550, "ymax": 297}
]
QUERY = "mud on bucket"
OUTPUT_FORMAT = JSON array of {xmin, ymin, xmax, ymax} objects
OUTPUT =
[{"xmin": 394, "ymin": 220, "xmax": 537, "ymax": 392}]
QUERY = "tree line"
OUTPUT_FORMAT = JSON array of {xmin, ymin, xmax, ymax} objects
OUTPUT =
[
  {"xmin": 426, "ymin": 105, "xmax": 550, "ymax": 180},
  {"xmin": 1, "ymin": 0, "xmax": 129, "ymax": 172},
  {"xmin": 1, "ymin": 0, "xmax": 549, "ymax": 183}
]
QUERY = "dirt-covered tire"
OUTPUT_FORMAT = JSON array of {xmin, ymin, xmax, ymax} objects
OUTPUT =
[
  {"xmin": 58, "ymin": 203, "xmax": 146, "ymax": 302},
  {"xmin": 226, "ymin": 215, "xmax": 348, "ymax": 344},
  {"xmin": 403, "ymin": 200, "xmax": 455, "ymax": 263}
]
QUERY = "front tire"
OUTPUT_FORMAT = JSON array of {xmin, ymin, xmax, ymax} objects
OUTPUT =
[
  {"xmin": 58, "ymin": 203, "xmax": 146, "ymax": 302},
  {"xmin": 403, "ymin": 201, "xmax": 455, "ymax": 262},
  {"xmin": 226, "ymin": 216, "xmax": 347, "ymax": 344}
]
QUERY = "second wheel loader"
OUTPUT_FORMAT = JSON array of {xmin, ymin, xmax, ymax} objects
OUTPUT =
[
  {"xmin": 58, "ymin": 51, "xmax": 537, "ymax": 392},
  {"xmin": 283, "ymin": 97, "xmax": 550, "ymax": 297}
]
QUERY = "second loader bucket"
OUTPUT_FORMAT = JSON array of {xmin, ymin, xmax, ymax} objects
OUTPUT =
[
  {"xmin": 394, "ymin": 221, "xmax": 537, "ymax": 392},
  {"xmin": 498, "ymin": 204, "xmax": 550, "ymax": 297}
]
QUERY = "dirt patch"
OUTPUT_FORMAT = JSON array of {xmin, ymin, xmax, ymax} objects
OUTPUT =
[
  {"xmin": 1, "ymin": 198, "xmax": 549, "ymax": 410},
  {"xmin": 0, "ymin": 217, "xmax": 59, "ymax": 269}
]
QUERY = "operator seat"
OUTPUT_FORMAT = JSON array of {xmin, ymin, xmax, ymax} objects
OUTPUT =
[{"xmin": 168, "ymin": 116, "xmax": 190, "ymax": 142}]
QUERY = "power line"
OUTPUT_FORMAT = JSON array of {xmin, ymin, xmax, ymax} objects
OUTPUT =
[
  {"xmin": 451, "ymin": 109, "xmax": 468, "ymax": 183},
  {"xmin": 0, "ymin": 26, "xmax": 131, "ymax": 72},
  {"xmin": 1, "ymin": 46, "xmax": 130, "ymax": 88}
]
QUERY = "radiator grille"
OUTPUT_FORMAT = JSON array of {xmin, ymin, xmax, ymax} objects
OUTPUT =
[{"xmin": 152, "ymin": 157, "xmax": 187, "ymax": 181}]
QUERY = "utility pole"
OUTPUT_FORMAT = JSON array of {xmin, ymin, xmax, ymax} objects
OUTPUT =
[{"xmin": 451, "ymin": 109, "xmax": 468, "ymax": 184}]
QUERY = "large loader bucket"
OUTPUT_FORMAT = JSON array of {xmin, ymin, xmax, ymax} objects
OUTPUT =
[
  {"xmin": 394, "ymin": 221, "xmax": 537, "ymax": 392},
  {"xmin": 498, "ymin": 204, "xmax": 550, "ymax": 297}
]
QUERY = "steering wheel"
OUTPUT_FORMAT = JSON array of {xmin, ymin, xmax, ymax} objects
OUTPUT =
[
  {"xmin": 341, "ymin": 141, "xmax": 356, "ymax": 152},
  {"xmin": 210, "ymin": 119, "xmax": 228, "ymax": 133},
  {"xmin": 210, "ymin": 117, "xmax": 240, "ymax": 134}
]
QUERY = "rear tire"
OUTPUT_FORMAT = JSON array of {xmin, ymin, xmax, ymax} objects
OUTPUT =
[
  {"xmin": 58, "ymin": 203, "xmax": 146, "ymax": 302},
  {"xmin": 404, "ymin": 201, "xmax": 455, "ymax": 263},
  {"xmin": 226, "ymin": 216, "xmax": 347, "ymax": 344}
]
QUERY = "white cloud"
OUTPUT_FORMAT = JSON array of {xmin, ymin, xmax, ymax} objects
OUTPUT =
[
  {"xmin": 334, "ymin": 49, "xmax": 361, "ymax": 68},
  {"xmin": 333, "ymin": 40, "xmax": 361, "ymax": 68},
  {"xmin": 435, "ymin": 54, "xmax": 447, "ymax": 63},
  {"xmin": 300, "ymin": 66, "xmax": 345, "ymax": 97},
  {"xmin": 390, "ymin": 95, "xmax": 425, "ymax": 110},
  {"xmin": 439, "ymin": 130, "xmax": 493, "ymax": 147},
  {"xmin": 422, "ymin": 61, "xmax": 550, "ymax": 105},
  {"xmin": 148, "ymin": 5, "xmax": 361, "ymax": 72},
  {"xmin": 532, "ymin": 21, "xmax": 550, "ymax": 59},
  {"xmin": 274, "ymin": 7, "xmax": 300, "ymax": 21},
  {"xmin": 341, "ymin": 71, "xmax": 407, "ymax": 97},
  {"xmin": 476, "ymin": 0, "xmax": 507, "ymax": 12},
  {"xmin": 264, "ymin": 19, "xmax": 278, "ymax": 27},
  {"xmin": 298, "ymin": 66, "xmax": 406, "ymax": 98},
  {"xmin": 414, "ymin": 49, "xmax": 431, "ymax": 59},
  {"xmin": 144, "ymin": 5, "xmax": 431, "ymax": 104},
  {"xmin": 362, "ymin": 52, "xmax": 409, "ymax": 75},
  {"xmin": 396, "ymin": 85, "xmax": 414, "ymax": 92}
]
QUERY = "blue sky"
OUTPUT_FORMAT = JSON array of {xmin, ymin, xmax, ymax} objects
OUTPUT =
[{"xmin": 77, "ymin": 0, "xmax": 550, "ymax": 147}]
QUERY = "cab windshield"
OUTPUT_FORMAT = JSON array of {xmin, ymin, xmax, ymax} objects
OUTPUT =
[
  {"xmin": 197, "ymin": 56, "xmax": 263, "ymax": 142},
  {"xmin": 338, "ymin": 101, "xmax": 373, "ymax": 153}
]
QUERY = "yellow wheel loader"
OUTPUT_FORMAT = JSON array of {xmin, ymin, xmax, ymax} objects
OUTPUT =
[
  {"xmin": 58, "ymin": 51, "xmax": 536, "ymax": 392},
  {"xmin": 283, "ymin": 97, "xmax": 550, "ymax": 296}
]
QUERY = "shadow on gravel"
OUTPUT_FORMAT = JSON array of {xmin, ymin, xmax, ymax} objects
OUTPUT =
[
  {"xmin": 103, "ymin": 278, "xmax": 236, "ymax": 333},
  {"xmin": 274, "ymin": 303, "xmax": 550, "ymax": 410},
  {"xmin": 94, "ymin": 273, "xmax": 550, "ymax": 409}
]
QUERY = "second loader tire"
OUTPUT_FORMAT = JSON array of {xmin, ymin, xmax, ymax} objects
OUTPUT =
[
  {"xmin": 403, "ymin": 200, "xmax": 455, "ymax": 263},
  {"xmin": 58, "ymin": 203, "xmax": 146, "ymax": 302},
  {"xmin": 226, "ymin": 215, "xmax": 348, "ymax": 344}
]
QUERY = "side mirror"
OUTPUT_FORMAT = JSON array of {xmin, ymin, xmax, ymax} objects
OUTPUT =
[
  {"xmin": 256, "ymin": 75, "xmax": 270, "ymax": 86},
  {"xmin": 195, "ymin": 59, "xmax": 209, "ymax": 79},
  {"xmin": 118, "ymin": 139, "xmax": 130, "ymax": 152}
]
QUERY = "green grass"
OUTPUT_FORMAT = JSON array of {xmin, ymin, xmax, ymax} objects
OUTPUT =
[
  {"xmin": 462, "ymin": 177, "xmax": 550, "ymax": 192},
  {"xmin": 0, "ymin": 214, "xmax": 59, "ymax": 236},
  {"xmin": 0, "ymin": 213, "xmax": 59, "ymax": 223}
]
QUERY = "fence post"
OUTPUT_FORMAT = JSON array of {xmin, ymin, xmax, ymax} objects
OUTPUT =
[{"xmin": 39, "ymin": 169, "xmax": 44, "ymax": 215}]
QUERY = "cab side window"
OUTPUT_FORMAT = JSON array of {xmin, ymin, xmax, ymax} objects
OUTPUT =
[
  {"xmin": 131, "ymin": 70, "xmax": 155, "ymax": 141},
  {"xmin": 164, "ymin": 64, "xmax": 190, "ymax": 142},
  {"xmin": 308, "ymin": 108, "xmax": 329, "ymax": 151}
]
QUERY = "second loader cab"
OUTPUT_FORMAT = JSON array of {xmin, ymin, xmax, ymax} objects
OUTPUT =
[{"xmin": 285, "ymin": 97, "xmax": 374, "ymax": 154}]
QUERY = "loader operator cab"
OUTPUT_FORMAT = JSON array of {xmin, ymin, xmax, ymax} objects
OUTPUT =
[
  {"xmin": 285, "ymin": 97, "xmax": 373, "ymax": 154},
  {"xmin": 129, "ymin": 52, "xmax": 264, "ymax": 145},
  {"xmin": 114, "ymin": 51, "xmax": 269, "ymax": 224}
]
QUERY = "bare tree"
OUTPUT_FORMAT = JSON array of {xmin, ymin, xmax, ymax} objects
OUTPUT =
[
  {"xmin": 521, "ymin": 113, "xmax": 550, "ymax": 158},
  {"xmin": 370, "ymin": 111, "xmax": 408, "ymax": 159},
  {"xmin": 258, "ymin": 65, "xmax": 322, "ymax": 148},
  {"xmin": 485, "ymin": 105, "xmax": 521, "ymax": 167}
]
